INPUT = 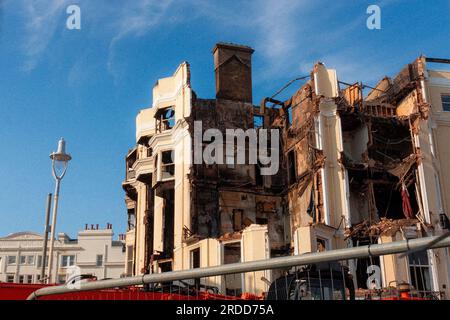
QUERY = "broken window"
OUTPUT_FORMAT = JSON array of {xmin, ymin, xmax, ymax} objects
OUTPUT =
[
  {"xmin": 442, "ymin": 94, "xmax": 450, "ymax": 112},
  {"xmin": 373, "ymin": 181, "xmax": 418, "ymax": 220},
  {"xmin": 287, "ymin": 150, "xmax": 297, "ymax": 185},
  {"xmin": 256, "ymin": 201, "xmax": 273, "ymax": 225},
  {"xmin": 161, "ymin": 150, "xmax": 175, "ymax": 180},
  {"xmin": 316, "ymin": 238, "xmax": 327, "ymax": 252},
  {"xmin": 159, "ymin": 261, "xmax": 172, "ymax": 273},
  {"xmin": 127, "ymin": 208, "xmax": 136, "ymax": 231},
  {"xmin": 256, "ymin": 215, "xmax": 268, "ymax": 225},
  {"xmin": 408, "ymin": 250, "xmax": 432, "ymax": 292},
  {"xmin": 368, "ymin": 120, "xmax": 412, "ymax": 165},
  {"xmin": 223, "ymin": 242, "xmax": 242, "ymax": 296},
  {"xmin": 147, "ymin": 147, "xmax": 153, "ymax": 157},
  {"xmin": 156, "ymin": 107, "xmax": 175, "ymax": 133},
  {"xmin": 287, "ymin": 106, "xmax": 293, "ymax": 126},
  {"xmin": 254, "ymin": 115, "xmax": 264, "ymax": 129}
]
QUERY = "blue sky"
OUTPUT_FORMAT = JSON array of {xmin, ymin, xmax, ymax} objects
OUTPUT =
[{"xmin": 0, "ymin": 0, "xmax": 449, "ymax": 238}]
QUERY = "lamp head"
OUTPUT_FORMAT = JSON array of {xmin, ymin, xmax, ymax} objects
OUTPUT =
[
  {"xmin": 50, "ymin": 138, "xmax": 72, "ymax": 162},
  {"xmin": 50, "ymin": 138, "xmax": 71, "ymax": 180}
]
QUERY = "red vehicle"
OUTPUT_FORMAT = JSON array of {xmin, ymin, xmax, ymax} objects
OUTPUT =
[
  {"xmin": 0, "ymin": 282, "xmax": 243, "ymax": 300},
  {"xmin": 0, "ymin": 275, "xmax": 244, "ymax": 301}
]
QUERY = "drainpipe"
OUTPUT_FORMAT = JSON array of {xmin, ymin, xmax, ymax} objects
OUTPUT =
[
  {"xmin": 16, "ymin": 248, "xmax": 21, "ymax": 283},
  {"xmin": 103, "ymin": 244, "xmax": 108, "ymax": 279}
]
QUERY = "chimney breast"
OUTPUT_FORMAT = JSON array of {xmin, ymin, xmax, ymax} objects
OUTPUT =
[{"xmin": 212, "ymin": 42, "xmax": 254, "ymax": 103}]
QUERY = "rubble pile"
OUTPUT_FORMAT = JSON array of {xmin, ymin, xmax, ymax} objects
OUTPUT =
[{"xmin": 345, "ymin": 218, "xmax": 420, "ymax": 239}]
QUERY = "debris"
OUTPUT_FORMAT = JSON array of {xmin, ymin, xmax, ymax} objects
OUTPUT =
[{"xmin": 345, "ymin": 218, "xmax": 420, "ymax": 239}]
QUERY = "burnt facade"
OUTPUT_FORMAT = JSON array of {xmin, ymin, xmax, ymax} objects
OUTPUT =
[{"xmin": 123, "ymin": 45, "xmax": 450, "ymax": 297}]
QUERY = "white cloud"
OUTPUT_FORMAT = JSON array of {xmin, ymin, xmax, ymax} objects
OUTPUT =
[
  {"xmin": 14, "ymin": 0, "xmax": 174, "ymax": 74},
  {"xmin": 19, "ymin": 0, "xmax": 70, "ymax": 71},
  {"xmin": 12, "ymin": 0, "xmax": 407, "ymax": 86}
]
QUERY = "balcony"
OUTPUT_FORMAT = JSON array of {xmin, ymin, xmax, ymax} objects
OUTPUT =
[
  {"xmin": 124, "ymin": 147, "xmax": 137, "ymax": 180},
  {"xmin": 126, "ymin": 169, "xmax": 136, "ymax": 181},
  {"xmin": 132, "ymin": 157, "xmax": 153, "ymax": 181}
]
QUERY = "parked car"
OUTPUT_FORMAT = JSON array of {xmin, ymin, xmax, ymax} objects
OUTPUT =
[{"xmin": 266, "ymin": 262, "xmax": 355, "ymax": 300}]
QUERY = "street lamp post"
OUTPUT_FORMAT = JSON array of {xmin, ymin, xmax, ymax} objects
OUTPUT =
[
  {"xmin": 40, "ymin": 193, "xmax": 52, "ymax": 282},
  {"xmin": 46, "ymin": 138, "xmax": 72, "ymax": 284}
]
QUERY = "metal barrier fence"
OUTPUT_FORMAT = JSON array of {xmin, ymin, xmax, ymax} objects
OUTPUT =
[{"xmin": 27, "ymin": 235, "xmax": 450, "ymax": 300}]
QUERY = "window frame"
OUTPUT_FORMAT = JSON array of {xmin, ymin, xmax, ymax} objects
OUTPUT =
[
  {"xmin": 37, "ymin": 255, "xmax": 49, "ymax": 268},
  {"xmin": 7, "ymin": 255, "xmax": 16, "ymax": 265},
  {"xmin": 60, "ymin": 255, "xmax": 76, "ymax": 268},
  {"xmin": 26, "ymin": 255, "xmax": 35, "ymax": 265},
  {"xmin": 408, "ymin": 250, "xmax": 432, "ymax": 292},
  {"xmin": 158, "ymin": 149, "xmax": 175, "ymax": 181},
  {"xmin": 6, "ymin": 274, "xmax": 15, "ymax": 283},
  {"xmin": 190, "ymin": 248, "xmax": 201, "ymax": 269},
  {"xmin": 155, "ymin": 106, "xmax": 175, "ymax": 133},
  {"xmin": 316, "ymin": 237, "xmax": 329, "ymax": 252},
  {"xmin": 26, "ymin": 275, "xmax": 33, "ymax": 284},
  {"xmin": 442, "ymin": 94, "xmax": 450, "ymax": 112},
  {"xmin": 96, "ymin": 254, "xmax": 104, "ymax": 267}
]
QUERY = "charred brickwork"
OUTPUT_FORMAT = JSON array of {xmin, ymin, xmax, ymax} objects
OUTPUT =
[
  {"xmin": 188, "ymin": 43, "xmax": 288, "ymax": 254},
  {"xmin": 213, "ymin": 43, "xmax": 254, "ymax": 103}
]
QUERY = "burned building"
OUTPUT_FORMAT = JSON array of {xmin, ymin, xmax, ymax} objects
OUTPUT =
[
  {"xmin": 123, "ymin": 44, "xmax": 450, "ymax": 297},
  {"xmin": 123, "ymin": 43, "xmax": 288, "ymax": 296},
  {"xmin": 275, "ymin": 57, "xmax": 450, "ymax": 296}
]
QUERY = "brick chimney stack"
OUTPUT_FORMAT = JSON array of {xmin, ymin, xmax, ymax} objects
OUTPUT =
[{"xmin": 212, "ymin": 42, "xmax": 254, "ymax": 103}]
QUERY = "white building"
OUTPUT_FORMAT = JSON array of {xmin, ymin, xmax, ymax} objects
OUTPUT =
[{"xmin": 0, "ymin": 225, "xmax": 126, "ymax": 284}]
